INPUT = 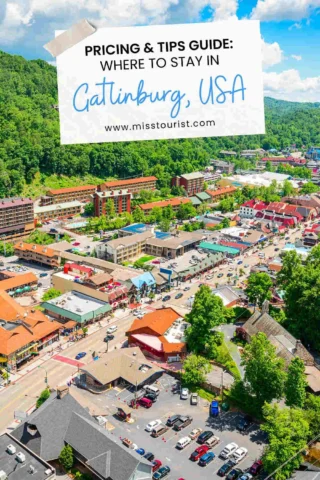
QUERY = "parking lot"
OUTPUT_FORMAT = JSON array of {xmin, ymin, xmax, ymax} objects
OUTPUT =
[{"xmin": 74, "ymin": 374, "xmax": 266, "ymax": 479}]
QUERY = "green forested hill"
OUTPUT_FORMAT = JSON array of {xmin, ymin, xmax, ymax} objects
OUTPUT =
[{"xmin": 1, "ymin": 50, "xmax": 320, "ymax": 198}]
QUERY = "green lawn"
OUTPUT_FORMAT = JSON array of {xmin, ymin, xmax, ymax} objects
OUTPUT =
[{"xmin": 215, "ymin": 342, "xmax": 241, "ymax": 381}]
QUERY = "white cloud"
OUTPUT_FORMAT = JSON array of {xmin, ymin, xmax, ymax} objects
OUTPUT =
[
  {"xmin": 291, "ymin": 54, "xmax": 302, "ymax": 60},
  {"xmin": 261, "ymin": 38, "xmax": 283, "ymax": 68},
  {"xmin": 264, "ymin": 69, "xmax": 320, "ymax": 101},
  {"xmin": 289, "ymin": 22, "xmax": 302, "ymax": 29},
  {"xmin": 251, "ymin": 0, "xmax": 320, "ymax": 21}
]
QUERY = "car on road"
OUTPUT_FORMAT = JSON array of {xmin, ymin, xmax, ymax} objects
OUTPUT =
[
  {"xmin": 189, "ymin": 427, "xmax": 202, "ymax": 440},
  {"xmin": 199, "ymin": 451, "xmax": 215, "ymax": 466},
  {"xmin": 189, "ymin": 445, "xmax": 209, "ymax": 461},
  {"xmin": 173, "ymin": 415, "xmax": 193, "ymax": 431},
  {"xmin": 217, "ymin": 273, "xmax": 224, "ymax": 278},
  {"xmin": 145, "ymin": 419, "xmax": 162, "ymax": 432},
  {"xmin": 226, "ymin": 468, "xmax": 243, "ymax": 480},
  {"xmin": 152, "ymin": 465, "xmax": 170, "ymax": 479},
  {"xmin": 73, "ymin": 242, "xmax": 81, "ymax": 246},
  {"xmin": 249, "ymin": 460, "xmax": 263, "ymax": 476},
  {"xmin": 227, "ymin": 273, "xmax": 233, "ymax": 277},
  {"xmin": 180, "ymin": 388, "xmax": 189, "ymax": 400},
  {"xmin": 143, "ymin": 452, "xmax": 155, "ymax": 462},
  {"xmin": 237, "ymin": 415, "xmax": 253, "ymax": 432},
  {"xmin": 104, "ymin": 334, "xmax": 114, "ymax": 342},
  {"xmin": 184, "ymin": 286, "xmax": 190, "ymax": 291},
  {"xmin": 237, "ymin": 260, "xmax": 243, "ymax": 264},
  {"xmin": 232, "ymin": 447, "xmax": 248, "ymax": 464},
  {"xmin": 244, "ymin": 264, "xmax": 250, "ymax": 268},
  {"xmin": 220, "ymin": 443, "xmax": 239, "ymax": 460},
  {"xmin": 39, "ymin": 272, "xmax": 48, "ymax": 277},
  {"xmin": 175, "ymin": 292, "xmax": 183, "ymax": 299},
  {"xmin": 275, "ymin": 247, "xmax": 280, "ymax": 251},
  {"xmin": 135, "ymin": 447, "xmax": 145, "ymax": 455},
  {"xmin": 217, "ymin": 460, "xmax": 236, "ymax": 477},
  {"xmin": 206, "ymin": 274, "xmax": 214, "ymax": 280},
  {"xmin": 107, "ymin": 325, "xmax": 117, "ymax": 334},
  {"xmin": 197, "ymin": 431, "xmax": 214, "ymax": 445},
  {"xmin": 162, "ymin": 295, "xmax": 171, "ymax": 301},
  {"xmin": 152, "ymin": 460, "xmax": 162, "ymax": 472},
  {"xmin": 190, "ymin": 392, "xmax": 199, "ymax": 405},
  {"xmin": 50, "ymin": 228, "xmax": 58, "ymax": 233},
  {"xmin": 75, "ymin": 352, "xmax": 86, "ymax": 360}
]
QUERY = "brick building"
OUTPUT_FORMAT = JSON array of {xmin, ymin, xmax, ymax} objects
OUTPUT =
[
  {"xmin": 40, "ymin": 185, "xmax": 96, "ymax": 206},
  {"xmin": 14, "ymin": 242, "xmax": 61, "ymax": 267},
  {"xmin": 205, "ymin": 186, "xmax": 237, "ymax": 202},
  {"xmin": 171, "ymin": 172, "xmax": 204, "ymax": 196},
  {"xmin": 137, "ymin": 197, "xmax": 191, "ymax": 216},
  {"xmin": 93, "ymin": 189, "xmax": 132, "ymax": 217},
  {"xmin": 0, "ymin": 197, "xmax": 34, "ymax": 241},
  {"xmin": 97, "ymin": 176, "xmax": 157, "ymax": 195}
]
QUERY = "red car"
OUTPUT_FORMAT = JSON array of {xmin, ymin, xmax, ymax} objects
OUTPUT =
[
  {"xmin": 249, "ymin": 460, "xmax": 263, "ymax": 476},
  {"xmin": 189, "ymin": 445, "xmax": 209, "ymax": 462},
  {"xmin": 152, "ymin": 460, "xmax": 162, "ymax": 472},
  {"xmin": 73, "ymin": 242, "xmax": 80, "ymax": 246}
]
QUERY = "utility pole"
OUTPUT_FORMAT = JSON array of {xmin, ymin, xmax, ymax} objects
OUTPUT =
[
  {"xmin": 221, "ymin": 369, "xmax": 224, "ymax": 403},
  {"xmin": 38, "ymin": 366, "xmax": 48, "ymax": 387},
  {"xmin": 134, "ymin": 381, "xmax": 138, "ymax": 409}
]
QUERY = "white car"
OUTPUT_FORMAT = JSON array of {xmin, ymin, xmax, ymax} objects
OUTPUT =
[
  {"xmin": 107, "ymin": 325, "xmax": 117, "ymax": 334},
  {"xmin": 180, "ymin": 388, "xmax": 189, "ymax": 400},
  {"xmin": 145, "ymin": 419, "xmax": 162, "ymax": 432},
  {"xmin": 189, "ymin": 428, "xmax": 202, "ymax": 440},
  {"xmin": 232, "ymin": 447, "xmax": 248, "ymax": 464},
  {"xmin": 219, "ymin": 442, "xmax": 239, "ymax": 459},
  {"xmin": 206, "ymin": 275, "xmax": 214, "ymax": 280}
]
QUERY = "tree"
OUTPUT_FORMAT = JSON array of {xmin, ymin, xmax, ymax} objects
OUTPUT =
[
  {"xmin": 221, "ymin": 217, "xmax": 230, "ymax": 228},
  {"xmin": 282, "ymin": 179, "xmax": 294, "ymax": 197},
  {"xmin": 300, "ymin": 182, "xmax": 320, "ymax": 194},
  {"xmin": 84, "ymin": 202, "xmax": 94, "ymax": 216},
  {"xmin": 36, "ymin": 387, "xmax": 50, "ymax": 409},
  {"xmin": 246, "ymin": 272, "xmax": 273, "ymax": 308},
  {"xmin": 162, "ymin": 205, "xmax": 174, "ymax": 220},
  {"xmin": 81, "ymin": 326, "xmax": 88, "ymax": 336},
  {"xmin": 132, "ymin": 207, "xmax": 145, "ymax": 223},
  {"xmin": 150, "ymin": 206, "xmax": 163, "ymax": 223},
  {"xmin": 59, "ymin": 444, "xmax": 74, "ymax": 471},
  {"xmin": 262, "ymin": 404, "xmax": 309, "ymax": 480},
  {"xmin": 241, "ymin": 333, "xmax": 286, "ymax": 411},
  {"xmin": 105, "ymin": 198, "xmax": 115, "ymax": 218},
  {"xmin": 159, "ymin": 219, "xmax": 170, "ymax": 232},
  {"xmin": 285, "ymin": 357, "xmax": 307, "ymax": 408},
  {"xmin": 305, "ymin": 394, "xmax": 320, "ymax": 438},
  {"xmin": 42, "ymin": 288, "xmax": 62, "ymax": 302},
  {"xmin": 185, "ymin": 285, "xmax": 230, "ymax": 356},
  {"xmin": 182, "ymin": 354, "xmax": 211, "ymax": 387},
  {"xmin": 0, "ymin": 242, "xmax": 14, "ymax": 257},
  {"xmin": 176, "ymin": 203, "xmax": 197, "ymax": 220}
]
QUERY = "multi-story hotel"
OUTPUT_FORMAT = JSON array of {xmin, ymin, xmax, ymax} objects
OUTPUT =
[
  {"xmin": 14, "ymin": 243, "xmax": 61, "ymax": 267},
  {"xmin": 34, "ymin": 200, "xmax": 82, "ymax": 222},
  {"xmin": 171, "ymin": 172, "xmax": 204, "ymax": 196},
  {"xmin": 97, "ymin": 176, "xmax": 157, "ymax": 195},
  {"xmin": 40, "ymin": 185, "xmax": 96, "ymax": 206},
  {"xmin": 93, "ymin": 189, "xmax": 132, "ymax": 217},
  {"xmin": 137, "ymin": 197, "xmax": 191, "ymax": 216},
  {"xmin": 0, "ymin": 197, "xmax": 34, "ymax": 240}
]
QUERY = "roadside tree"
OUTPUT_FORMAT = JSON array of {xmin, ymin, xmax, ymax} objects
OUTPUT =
[
  {"xmin": 246, "ymin": 272, "xmax": 273, "ymax": 308},
  {"xmin": 285, "ymin": 357, "xmax": 307, "ymax": 408},
  {"xmin": 182, "ymin": 354, "xmax": 211, "ymax": 387}
]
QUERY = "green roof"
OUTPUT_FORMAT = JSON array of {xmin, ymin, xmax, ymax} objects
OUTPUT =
[
  {"xmin": 190, "ymin": 196, "xmax": 202, "ymax": 206},
  {"xmin": 196, "ymin": 191, "xmax": 211, "ymax": 201},
  {"xmin": 199, "ymin": 242, "xmax": 239, "ymax": 255}
]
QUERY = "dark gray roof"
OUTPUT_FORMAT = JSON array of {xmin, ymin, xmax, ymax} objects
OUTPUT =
[{"xmin": 65, "ymin": 413, "xmax": 150, "ymax": 480}]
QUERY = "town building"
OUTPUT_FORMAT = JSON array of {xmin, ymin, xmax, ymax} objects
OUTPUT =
[
  {"xmin": 210, "ymin": 159, "xmax": 235, "ymax": 174},
  {"xmin": 205, "ymin": 186, "xmax": 237, "ymax": 202},
  {"xmin": 240, "ymin": 149, "xmax": 265, "ymax": 158},
  {"xmin": 41, "ymin": 291, "xmax": 112, "ymax": 325},
  {"xmin": 211, "ymin": 286, "xmax": 240, "ymax": 308},
  {"xmin": 171, "ymin": 172, "xmax": 204, "ymax": 196},
  {"xmin": 306, "ymin": 146, "xmax": 320, "ymax": 161},
  {"xmin": 219, "ymin": 150, "xmax": 237, "ymax": 157},
  {"xmin": 14, "ymin": 243, "xmax": 61, "ymax": 267},
  {"xmin": 240, "ymin": 199, "xmax": 269, "ymax": 219},
  {"xmin": 0, "ymin": 272, "xmax": 38, "ymax": 296},
  {"xmin": 258, "ymin": 156, "xmax": 307, "ymax": 168},
  {"xmin": 0, "ymin": 290, "xmax": 61, "ymax": 372},
  {"xmin": 145, "ymin": 230, "xmax": 205, "ymax": 259},
  {"xmin": 40, "ymin": 185, "xmax": 96, "ymax": 206},
  {"xmin": 127, "ymin": 307, "xmax": 187, "ymax": 361},
  {"xmin": 282, "ymin": 194, "xmax": 320, "ymax": 212},
  {"xmin": 34, "ymin": 201, "xmax": 82, "ymax": 222},
  {"xmin": 256, "ymin": 201, "xmax": 304, "ymax": 227},
  {"xmin": 198, "ymin": 242, "xmax": 240, "ymax": 256},
  {"xmin": 97, "ymin": 176, "xmax": 157, "ymax": 194},
  {"xmin": 227, "ymin": 172, "xmax": 300, "ymax": 189},
  {"xmin": 92, "ymin": 189, "xmax": 132, "ymax": 217},
  {"xmin": 105, "ymin": 231, "xmax": 154, "ymax": 264},
  {"xmin": 0, "ymin": 433, "xmax": 55, "ymax": 480},
  {"xmin": 12, "ymin": 387, "xmax": 153, "ymax": 480},
  {"xmin": 78, "ymin": 347, "xmax": 163, "ymax": 392},
  {"xmin": 118, "ymin": 223, "xmax": 150, "ymax": 237},
  {"xmin": 0, "ymin": 197, "xmax": 34, "ymax": 241},
  {"xmin": 137, "ymin": 197, "xmax": 191, "ymax": 216}
]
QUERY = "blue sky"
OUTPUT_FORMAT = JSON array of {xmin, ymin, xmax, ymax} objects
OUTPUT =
[{"xmin": 1, "ymin": 0, "xmax": 320, "ymax": 101}]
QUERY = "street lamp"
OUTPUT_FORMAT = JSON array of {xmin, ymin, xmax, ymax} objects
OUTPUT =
[{"xmin": 38, "ymin": 366, "xmax": 48, "ymax": 386}]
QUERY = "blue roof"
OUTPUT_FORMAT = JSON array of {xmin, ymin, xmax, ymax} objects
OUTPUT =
[
  {"xmin": 131, "ymin": 272, "xmax": 156, "ymax": 289},
  {"xmin": 121, "ymin": 223, "xmax": 147, "ymax": 234},
  {"xmin": 155, "ymin": 231, "xmax": 171, "ymax": 239}
]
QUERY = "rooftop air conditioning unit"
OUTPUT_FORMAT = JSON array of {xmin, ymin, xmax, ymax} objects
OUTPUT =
[
  {"xmin": 6, "ymin": 444, "xmax": 16, "ymax": 454},
  {"xmin": 45, "ymin": 469, "xmax": 53, "ymax": 476},
  {"xmin": 16, "ymin": 452, "xmax": 26, "ymax": 463},
  {"xmin": 0, "ymin": 470, "xmax": 7, "ymax": 480}
]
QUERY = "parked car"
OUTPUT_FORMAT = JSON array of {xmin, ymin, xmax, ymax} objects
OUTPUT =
[
  {"xmin": 73, "ymin": 242, "xmax": 80, "ymax": 246},
  {"xmin": 220, "ymin": 443, "xmax": 239, "ymax": 460},
  {"xmin": 104, "ymin": 335, "xmax": 114, "ymax": 342},
  {"xmin": 176, "ymin": 436, "xmax": 192, "ymax": 450},
  {"xmin": 199, "ymin": 451, "xmax": 215, "ymax": 466},
  {"xmin": 173, "ymin": 415, "xmax": 193, "ymax": 431},
  {"xmin": 107, "ymin": 325, "xmax": 117, "ymax": 334},
  {"xmin": 50, "ymin": 228, "xmax": 58, "ymax": 233},
  {"xmin": 244, "ymin": 264, "xmax": 250, "ymax": 268},
  {"xmin": 205, "ymin": 435, "xmax": 220, "ymax": 449},
  {"xmin": 136, "ymin": 447, "xmax": 145, "ymax": 455},
  {"xmin": 145, "ymin": 419, "xmax": 162, "ymax": 432},
  {"xmin": 232, "ymin": 447, "xmax": 248, "ymax": 464},
  {"xmin": 152, "ymin": 465, "xmax": 170, "ymax": 479},
  {"xmin": 189, "ymin": 428, "xmax": 202, "ymax": 440},
  {"xmin": 217, "ymin": 273, "xmax": 224, "ymax": 278},
  {"xmin": 144, "ymin": 452, "xmax": 155, "ymax": 462},
  {"xmin": 226, "ymin": 468, "xmax": 243, "ymax": 480},
  {"xmin": 227, "ymin": 273, "xmax": 233, "ymax": 277},
  {"xmin": 175, "ymin": 292, "xmax": 183, "ymax": 299},
  {"xmin": 237, "ymin": 415, "xmax": 253, "ymax": 432},
  {"xmin": 151, "ymin": 424, "xmax": 169, "ymax": 437},
  {"xmin": 190, "ymin": 392, "xmax": 198, "ymax": 405},
  {"xmin": 206, "ymin": 274, "xmax": 214, "ymax": 280},
  {"xmin": 237, "ymin": 260, "xmax": 243, "ymax": 265},
  {"xmin": 166, "ymin": 414, "xmax": 180, "ymax": 427},
  {"xmin": 152, "ymin": 460, "xmax": 162, "ymax": 472},
  {"xmin": 144, "ymin": 392, "xmax": 157, "ymax": 403},
  {"xmin": 75, "ymin": 352, "xmax": 86, "ymax": 360},
  {"xmin": 180, "ymin": 388, "xmax": 189, "ymax": 400},
  {"xmin": 184, "ymin": 286, "xmax": 190, "ymax": 291},
  {"xmin": 239, "ymin": 474, "xmax": 253, "ymax": 480},
  {"xmin": 139, "ymin": 398, "xmax": 153, "ymax": 408},
  {"xmin": 189, "ymin": 445, "xmax": 209, "ymax": 461},
  {"xmin": 249, "ymin": 460, "xmax": 263, "ymax": 476},
  {"xmin": 275, "ymin": 247, "xmax": 280, "ymax": 251},
  {"xmin": 162, "ymin": 295, "xmax": 171, "ymax": 301},
  {"xmin": 217, "ymin": 460, "xmax": 236, "ymax": 477},
  {"xmin": 197, "ymin": 431, "xmax": 214, "ymax": 445}
]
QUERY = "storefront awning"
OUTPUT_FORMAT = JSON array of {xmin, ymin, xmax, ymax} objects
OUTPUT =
[{"xmin": 16, "ymin": 344, "xmax": 38, "ymax": 356}]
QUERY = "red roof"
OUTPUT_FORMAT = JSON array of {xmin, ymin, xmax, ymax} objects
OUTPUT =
[
  {"xmin": 102, "ymin": 176, "xmax": 157, "ymax": 189},
  {"xmin": 261, "ymin": 157, "xmax": 294, "ymax": 162},
  {"xmin": 220, "ymin": 241, "xmax": 248, "ymax": 250},
  {"xmin": 48, "ymin": 185, "xmax": 96, "ymax": 195},
  {"xmin": 206, "ymin": 186, "xmax": 237, "ymax": 198},
  {"xmin": 67, "ymin": 263, "xmax": 93, "ymax": 274},
  {"xmin": 241, "ymin": 199, "xmax": 268, "ymax": 210},
  {"xmin": 0, "ymin": 198, "xmax": 33, "ymax": 209},
  {"xmin": 138, "ymin": 197, "xmax": 191, "ymax": 210}
]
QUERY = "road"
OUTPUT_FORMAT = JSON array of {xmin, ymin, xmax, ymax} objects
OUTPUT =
[{"xmin": 0, "ymin": 314, "xmax": 134, "ymax": 433}]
